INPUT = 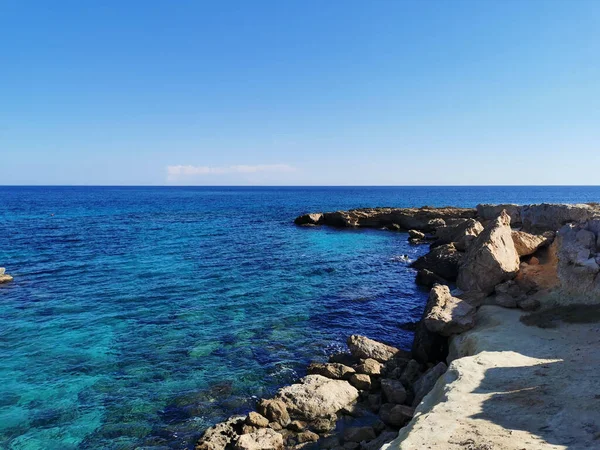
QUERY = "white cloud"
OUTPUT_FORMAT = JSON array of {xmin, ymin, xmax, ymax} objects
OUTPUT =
[{"xmin": 166, "ymin": 164, "xmax": 296, "ymax": 181}]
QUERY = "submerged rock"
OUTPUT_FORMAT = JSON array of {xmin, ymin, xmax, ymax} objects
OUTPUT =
[{"xmin": 457, "ymin": 210, "xmax": 520, "ymax": 294}]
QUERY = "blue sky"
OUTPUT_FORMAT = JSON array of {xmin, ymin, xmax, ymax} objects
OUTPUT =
[{"xmin": 1, "ymin": 1, "xmax": 599, "ymax": 185}]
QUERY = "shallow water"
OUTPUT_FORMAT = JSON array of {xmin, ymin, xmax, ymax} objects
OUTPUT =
[{"xmin": 1, "ymin": 186, "xmax": 599, "ymax": 449}]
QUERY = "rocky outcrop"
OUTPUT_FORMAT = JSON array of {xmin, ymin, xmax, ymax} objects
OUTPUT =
[
  {"xmin": 511, "ymin": 230, "xmax": 551, "ymax": 257},
  {"xmin": 294, "ymin": 207, "xmax": 476, "ymax": 231},
  {"xmin": 423, "ymin": 285, "xmax": 476, "ymax": 336},
  {"xmin": 433, "ymin": 219, "xmax": 484, "ymax": 251},
  {"xmin": 0, "ymin": 268, "xmax": 13, "ymax": 284},
  {"xmin": 276, "ymin": 375, "xmax": 359, "ymax": 420},
  {"xmin": 554, "ymin": 219, "xmax": 600, "ymax": 302},
  {"xmin": 415, "ymin": 268, "xmax": 448, "ymax": 288},
  {"xmin": 521, "ymin": 203, "xmax": 600, "ymax": 232},
  {"xmin": 195, "ymin": 416, "xmax": 246, "ymax": 450},
  {"xmin": 347, "ymin": 334, "xmax": 406, "ymax": 362},
  {"xmin": 477, "ymin": 203, "xmax": 522, "ymax": 226},
  {"xmin": 457, "ymin": 210, "xmax": 520, "ymax": 294},
  {"xmin": 410, "ymin": 243, "xmax": 462, "ymax": 281}
]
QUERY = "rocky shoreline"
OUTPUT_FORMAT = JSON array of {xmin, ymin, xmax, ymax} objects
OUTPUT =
[{"xmin": 196, "ymin": 203, "xmax": 600, "ymax": 450}]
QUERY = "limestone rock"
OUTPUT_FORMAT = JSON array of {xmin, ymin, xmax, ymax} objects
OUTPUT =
[
  {"xmin": 408, "ymin": 229, "xmax": 425, "ymax": 240},
  {"xmin": 307, "ymin": 362, "xmax": 355, "ymax": 380},
  {"xmin": 0, "ymin": 268, "xmax": 13, "ymax": 284},
  {"xmin": 434, "ymin": 219, "xmax": 484, "ymax": 251},
  {"xmin": 381, "ymin": 379, "xmax": 407, "ymax": 404},
  {"xmin": 347, "ymin": 335, "xmax": 405, "ymax": 363},
  {"xmin": 296, "ymin": 430, "xmax": 319, "ymax": 443},
  {"xmin": 411, "ymin": 243, "xmax": 462, "ymax": 281},
  {"xmin": 256, "ymin": 399, "xmax": 290, "ymax": 427},
  {"xmin": 294, "ymin": 213, "xmax": 323, "ymax": 226},
  {"xmin": 287, "ymin": 420, "xmax": 306, "ymax": 432},
  {"xmin": 412, "ymin": 362, "xmax": 447, "ymax": 407},
  {"xmin": 355, "ymin": 358, "xmax": 383, "ymax": 376},
  {"xmin": 457, "ymin": 210, "xmax": 520, "ymax": 294},
  {"xmin": 234, "ymin": 428, "xmax": 283, "ymax": 450},
  {"xmin": 521, "ymin": 203, "xmax": 600, "ymax": 232},
  {"xmin": 349, "ymin": 373, "xmax": 371, "ymax": 390},
  {"xmin": 379, "ymin": 403, "xmax": 415, "ymax": 427},
  {"xmin": 415, "ymin": 268, "xmax": 448, "ymax": 288},
  {"xmin": 423, "ymin": 284, "xmax": 476, "ymax": 336},
  {"xmin": 399, "ymin": 359, "xmax": 421, "ymax": 387},
  {"xmin": 246, "ymin": 412, "xmax": 269, "ymax": 428},
  {"xmin": 477, "ymin": 204, "xmax": 522, "ymax": 226},
  {"xmin": 196, "ymin": 415, "xmax": 246, "ymax": 450},
  {"xmin": 276, "ymin": 375, "xmax": 359, "ymax": 420},
  {"xmin": 511, "ymin": 230, "xmax": 548, "ymax": 257}
]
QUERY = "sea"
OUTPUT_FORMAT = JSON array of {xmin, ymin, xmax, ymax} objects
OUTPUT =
[{"xmin": 1, "ymin": 186, "xmax": 599, "ymax": 450}]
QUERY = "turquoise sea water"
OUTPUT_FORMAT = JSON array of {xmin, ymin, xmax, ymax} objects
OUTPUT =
[{"xmin": 1, "ymin": 186, "xmax": 599, "ymax": 450}]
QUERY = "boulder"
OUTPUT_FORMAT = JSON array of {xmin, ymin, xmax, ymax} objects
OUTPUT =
[
  {"xmin": 343, "ymin": 426, "xmax": 376, "ymax": 443},
  {"xmin": 411, "ymin": 320, "xmax": 447, "ymax": 365},
  {"xmin": 381, "ymin": 379, "xmax": 407, "ymax": 404},
  {"xmin": 347, "ymin": 335, "xmax": 405, "ymax": 363},
  {"xmin": 493, "ymin": 280, "xmax": 526, "ymax": 309},
  {"xmin": 287, "ymin": 420, "xmax": 306, "ymax": 432},
  {"xmin": 399, "ymin": 359, "xmax": 421, "ymax": 387},
  {"xmin": 295, "ymin": 430, "xmax": 319, "ymax": 443},
  {"xmin": 511, "ymin": 230, "xmax": 549, "ymax": 257},
  {"xmin": 423, "ymin": 284, "xmax": 476, "ymax": 336},
  {"xmin": 349, "ymin": 373, "xmax": 371, "ymax": 390},
  {"xmin": 234, "ymin": 428, "xmax": 284, "ymax": 450},
  {"xmin": 276, "ymin": 375, "xmax": 359, "ymax": 420},
  {"xmin": 256, "ymin": 399, "xmax": 290, "ymax": 427},
  {"xmin": 196, "ymin": 415, "xmax": 246, "ymax": 450},
  {"xmin": 307, "ymin": 362, "xmax": 355, "ymax": 380},
  {"xmin": 477, "ymin": 204, "xmax": 522, "ymax": 226},
  {"xmin": 0, "ymin": 268, "xmax": 13, "ymax": 284},
  {"xmin": 379, "ymin": 403, "xmax": 415, "ymax": 428},
  {"xmin": 521, "ymin": 203, "xmax": 600, "ymax": 232},
  {"xmin": 433, "ymin": 219, "xmax": 484, "ymax": 251},
  {"xmin": 294, "ymin": 213, "xmax": 323, "ymax": 226},
  {"xmin": 411, "ymin": 243, "xmax": 462, "ymax": 281},
  {"xmin": 457, "ymin": 210, "xmax": 520, "ymax": 294},
  {"xmin": 415, "ymin": 268, "xmax": 448, "ymax": 288},
  {"xmin": 361, "ymin": 431, "xmax": 399, "ymax": 450},
  {"xmin": 412, "ymin": 362, "xmax": 447, "ymax": 407},
  {"xmin": 408, "ymin": 229, "xmax": 425, "ymax": 240},
  {"xmin": 246, "ymin": 412, "xmax": 269, "ymax": 428},
  {"xmin": 355, "ymin": 358, "xmax": 382, "ymax": 376}
]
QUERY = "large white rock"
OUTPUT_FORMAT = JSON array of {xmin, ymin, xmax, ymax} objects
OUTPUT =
[
  {"xmin": 424, "ymin": 285, "xmax": 476, "ymax": 336},
  {"xmin": 457, "ymin": 211, "xmax": 520, "ymax": 294},
  {"xmin": 511, "ymin": 231, "xmax": 548, "ymax": 257},
  {"xmin": 276, "ymin": 375, "xmax": 359, "ymax": 420}
]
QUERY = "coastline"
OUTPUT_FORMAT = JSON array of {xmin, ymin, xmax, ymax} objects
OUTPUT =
[{"xmin": 196, "ymin": 202, "xmax": 600, "ymax": 449}]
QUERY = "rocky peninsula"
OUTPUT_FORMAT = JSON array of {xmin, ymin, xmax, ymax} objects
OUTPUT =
[{"xmin": 196, "ymin": 203, "xmax": 600, "ymax": 450}]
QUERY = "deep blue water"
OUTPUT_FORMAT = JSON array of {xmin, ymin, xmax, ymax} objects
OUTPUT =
[{"xmin": 1, "ymin": 186, "xmax": 599, "ymax": 450}]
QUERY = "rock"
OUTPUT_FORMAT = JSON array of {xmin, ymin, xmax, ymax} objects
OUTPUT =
[
  {"xmin": 399, "ymin": 359, "xmax": 421, "ymax": 387},
  {"xmin": 246, "ymin": 412, "xmax": 269, "ymax": 428},
  {"xmin": 276, "ymin": 375, "xmax": 359, "ymax": 420},
  {"xmin": 328, "ymin": 352, "xmax": 357, "ymax": 366},
  {"xmin": 381, "ymin": 379, "xmax": 407, "ymax": 404},
  {"xmin": 234, "ymin": 428, "xmax": 284, "ymax": 450},
  {"xmin": 415, "ymin": 268, "xmax": 448, "ymax": 288},
  {"xmin": 521, "ymin": 203, "xmax": 600, "ymax": 232},
  {"xmin": 529, "ymin": 256, "xmax": 540, "ymax": 265},
  {"xmin": 411, "ymin": 243, "xmax": 462, "ymax": 281},
  {"xmin": 477, "ymin": 204, "xmax": 522, "ymax": 226},
  {"xmin": 310, "ymin": 417, "xmax": 335, "ymax": 433},
  {"xmin": 343, "ymin": 426, "xmax": 376, "ymax": 443},
  {"xmin": 0, "ymin": 274, "xmax": 13, "ymax": 284},
  {"xmin": 294, "ymin": 213, "xmax": 323, "ymax": 226},
  {"xmin": 360, "ymin": 431, "xmax": 399, "ymax": 450},
  {"xmin": 411, "ymin": 319, "xmax": 447, "ymax": 365},
  {"xmin": 412, "ymin": 362, "xmax": 447, "ymax": 407},
  {"xmin": 423, "ymin": 284, "xmax": 476, "ymax": 336},
  {"xmin": 287, "ymin": 420, "xmax": 307, "ymax": 432},
  {"xmin": 343, "ymin": 442, "xmax": 360, "ymax": 450},
  {"xmin": 307, "ymin": 362, "xmax": 355, "ymax": 380},
  {"xmin": 494, "ymin": 293, "xmax": 518, "ymax": 308},
  {"xmin": 196, "ymin": 415, "xmax": 246, "ymax": 450},
  {"xmin": 256, "ymin": 399, "xmax": 291, "ymax": 427},
  {"xmin": 408, "ymin": 229, "xmax": 425, "ymax": 240},
  {"xmin": 319, "ymin": 435, "xmax": 340, "ymax": 449},
  {"xmin": 457, "ymin": 210, "xmax": 520, "ymax": 294},
  {"xmin": 347, "ymin": 335, "xmax": 405, "ymax": 363},
  {"xmin": 295, "ymin": 207, "xmax": 476, "ymax": 231},
  {"xmin": 511, "ymin": 230, "xmax": 548, "ymax": 257},
  {"xmin": 349, "ymin": 373, "xmax": 371, "ymax": 390},
  {"xmin": 379, "ymin": 403, "xmax": 415, "ymax": 427},
  {"xmin": 433, "ymin": 219, "xmax": 484, "ymax": 251},
  {"xmin": 268, "ymin": 422, "xmax": 282, "ymax": 431},
  {"xmin": 367, "ymin": 393, "xmax": 382, "ymax": 412},
  {"xmin": 356, "ymin": 358, "xmax": 383, "ymax": 376},
  {"xmin": 296, "ymin": 430, "xmax": 319, "ymax": 443},
  {"xmin": 517, "ymin": 296, "xmax": 541, "ymax": 311},
  {"xmin": 493, "ymin": 280, "xmax": 526, "ymax": 308}
]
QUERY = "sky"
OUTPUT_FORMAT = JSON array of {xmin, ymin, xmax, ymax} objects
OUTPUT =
[{"xmin": 1, "ymin": 0, "xmax": 599, "ymax": 186}]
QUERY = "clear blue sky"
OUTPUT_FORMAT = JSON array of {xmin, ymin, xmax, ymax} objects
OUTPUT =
[{"xmin": 1, "ymin": 0, "xmax": 599, "ymax": 185}]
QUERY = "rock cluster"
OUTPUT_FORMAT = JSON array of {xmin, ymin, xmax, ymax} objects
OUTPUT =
[
  {"xmin": 196, "ymin": 334, "xmax": 445, "ymax": 450},
  {"xmin": 0, "ymin": 267, "xmax": 13, "ymax": 284}
]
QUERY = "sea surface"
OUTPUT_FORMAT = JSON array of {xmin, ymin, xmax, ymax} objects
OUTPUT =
[{"xmin": 1, "ymin": 186, "xmax": 599, "ymax": 450}]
